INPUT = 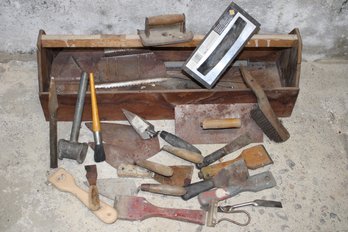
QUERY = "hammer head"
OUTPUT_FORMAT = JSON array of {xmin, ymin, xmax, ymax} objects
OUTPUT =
[{"xmin": 58, "ymin": 139, "xmax": 88, "ymax": 164}]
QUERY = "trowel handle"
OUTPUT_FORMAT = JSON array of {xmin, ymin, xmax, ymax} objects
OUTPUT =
[
  {"xmin": 201, "ymin": 118, "xmax": 241, "ymax": 129},
  {"xmin": 146, "ymin": 14, "xmax": 185, "ymax": 27},
  {"xmin": 136, "ymin": 160, "xmax": 173, "ymax": 177},
  {"xmin": 140, "ymin": 184, "xmax": 186, "ymax": 196},
  {"xmin": 162, "ymin": 145, "xmax": 203, "ymax": 164},
  {"xmin": 70, "ymin": 72, "xmax": 89, "ymax": 142},
  {"xmin": 196, "ymin": 147, "xmax": 227, "ymax": 169},
  {"xmin": 160, "ymin": 131, "xmax": 201, "ymax": 154},
  {"xmin": 182, "ymin": 180, "xmax": 215, "ymax": 200}
]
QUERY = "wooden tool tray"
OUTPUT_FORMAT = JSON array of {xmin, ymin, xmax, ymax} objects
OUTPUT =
[{"xmin": 37, "ymin": 28, "xmax": 302, "ymax": 121}]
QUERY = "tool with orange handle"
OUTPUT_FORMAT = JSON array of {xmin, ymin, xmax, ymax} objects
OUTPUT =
[{"xmin": 90, "ymin": 73, "xmax": 106, "ymax": 162}]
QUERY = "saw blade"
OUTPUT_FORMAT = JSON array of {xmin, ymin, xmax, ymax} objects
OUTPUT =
[{"xmin": 95, "ymin": 77, "xmax": 170, "ymax": 89}]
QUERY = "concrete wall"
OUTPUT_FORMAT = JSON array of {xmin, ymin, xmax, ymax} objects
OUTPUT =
[{"xmin": 0, "ymin": 0, "xmax": 347, "ymax": 60}]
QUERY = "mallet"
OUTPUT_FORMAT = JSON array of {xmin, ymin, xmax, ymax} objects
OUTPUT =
[{"xmin": 57, "ymin": 72, "xmax": 89, "ymax": 164}]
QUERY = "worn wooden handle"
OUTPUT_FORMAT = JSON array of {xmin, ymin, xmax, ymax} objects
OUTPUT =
[
  {"xmin": 48, "ymin": 168, "xmax": 117, "ymax": 224},
  {"xmin": 162, "ymin": 145, "xmax": 203, "ymax": 163},
  {"xmin": 89, "ymin": 73, "xmax": 101, "ymax": 132},
  {"xmin": 136, "ymin": 160, "xmax": 173, "ymax": 177},
  {"xmin": 201, "ymin": 118, "xmax": 241, "ymax": 129},
  {"xmin": 147, "ymin": 14, "xmax": 184, "ymax": 26},
  {"xmin": 88, "ymin": 185, "xmax": 101, "ymax": 211},
  {"xmin": 141, "ymin": 184, "xmax": 186, "ymax": 196},
  {"xmin": 117, "ymin": 163, "xmax": 153, "ymax": 178}
]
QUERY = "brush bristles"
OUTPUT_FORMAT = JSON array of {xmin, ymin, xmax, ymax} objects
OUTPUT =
[
  {"xmin": 94, "ymin": 144, "xmax": 106, "ymax": 162},
  {"xmin": 251, "ymin": 108, "xmax": 288, "ymax": 142}
]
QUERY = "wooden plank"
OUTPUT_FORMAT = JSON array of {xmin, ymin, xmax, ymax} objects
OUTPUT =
[
  {"xmin": 39, "ymin": 88, "xmax": 299, "ymax": 121},
  {"xmin": 41, "ymin": 34, "xmax": 298, "ymax": 48}
]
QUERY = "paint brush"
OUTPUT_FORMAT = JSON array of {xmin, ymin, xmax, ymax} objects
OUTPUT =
[{"xmin": 90, "ymin": 73, "xmax": 105, "ymax": 162}]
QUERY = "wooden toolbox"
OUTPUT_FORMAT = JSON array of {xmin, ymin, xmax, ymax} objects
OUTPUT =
[{"xmin": 37, "ymin": 28, "xmax": 302, "ymax": 121}]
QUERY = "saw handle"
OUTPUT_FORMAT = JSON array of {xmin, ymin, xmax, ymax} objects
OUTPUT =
[
  {"xmin": 136, "ymin": 160, "xmax": 173, "ymax": 177},
  {"xmin": 160, "ymin": 131, "xmax": 201, "ymax": 154},
  {"xmin": 182, "ymin": 180, "xmax": 215, "ymax": 200},
  {"xmin": 140, "ymin": 184, "xmax": 186, "ymax": 196},
  {"xmin": 48, "ymin": 168, "xmax": 117, "ymax": 223},
  {"xmin": 201, "ymin": 118, "xmax": 241, "ymax": 129},
  {"xmin": 162, "ymin": 145, "xmax": 203, "ymax": 164}
]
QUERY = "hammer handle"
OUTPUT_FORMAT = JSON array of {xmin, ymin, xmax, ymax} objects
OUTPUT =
[
  {"xmin": 70, "ymin": 72, "xmax": 88, "ymax": 142},
  {"xmin": 90, "ymin": 73, "xmax": 101, "ymax": 132}
]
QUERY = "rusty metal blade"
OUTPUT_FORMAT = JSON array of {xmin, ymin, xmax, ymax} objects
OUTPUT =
[
  {"xmin": 175, "ymin": 104, "xmax": 263, "ymax": 144},
  {"xmin": 85, "ymin": 165, "xmax": 97, "ymax": 186},
  {"xmin": 114, "ymin": 195, "xmax": 206, "ymax": 224},
  {"xmin": 86, "ymin": 123, "xmax": 160, "ymax": 168}
]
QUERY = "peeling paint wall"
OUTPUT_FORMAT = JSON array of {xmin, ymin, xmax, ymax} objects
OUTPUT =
[{"xmin": 0, "ymin": 0, "xmax": 347, "ymax": 60}]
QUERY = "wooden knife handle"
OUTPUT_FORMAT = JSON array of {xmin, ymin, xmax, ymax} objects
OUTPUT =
[
  {"xmin": 162, "ymin": 145, "xmax": 203, "ymax": 164},
  {"xmin": 88, "ymin": 185, "xmax": 101, "ymax": 211},
  {"xmin": 182, "ymin": 180, "xmax": 215, "ymax": 200},
  {"xmin": 201, "ymin": 118, "xmax": 241, "ymax": 129},
  {"xmin": 198, "ymin": 157, "xmax": 242, "ymax": 179},
  {"xmin": 140, "ymin": 184, "xmax": 186, "ymax": 196},
  {"xmin": 160, "ymin": 131, "xmax": 201, "ymax": 154},
  {"xmin": 136, "ymin": 160, "xmax": 173, "ymax": 177},
  {"xmin": 48, "ymin": 168, "xmax": 117, "ymax": 224}
]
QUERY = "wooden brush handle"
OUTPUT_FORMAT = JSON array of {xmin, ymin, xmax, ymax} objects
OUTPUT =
[
  {"xmin": 136, "ymin": 160, "xmax": 173, "ymax": 177},
  {"xmin": 89, "ymin": 73, "xmax": 101, "ymax": 132},
  {"xmin": 240, "ymin": 66, "xmax": 268, "ymax": 103},
  {"xmin": 162, "ymin": 145, "xmax": 203, "ymax": 163},
  {"xmin": 198, "ymin": 156, "xmax": 242, "ymax": 179},
  {"xmin": 201, "ymin": 118, "xmax": 241, "ymax": 129},
  {"xmin": 48, "ymin": 168, "xmax": 117, "ymax": 224},
  {"xmin": 140, "ymin": 184, "xmax": 186, "ymax": 196}
]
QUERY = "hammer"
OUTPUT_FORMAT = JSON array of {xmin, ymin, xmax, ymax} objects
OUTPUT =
[{"xmin": 58, "ymin": 72, "xmax": 89, "ymax": 164}]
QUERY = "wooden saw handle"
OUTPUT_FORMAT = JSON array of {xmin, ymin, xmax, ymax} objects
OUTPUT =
[
  {"xmin": 162, "ymin": 145, "xmax": 203, "ymax": 164},
  {"xmin": 136, "ymin": 160, "xmax": 174, "ymax": 177},
  {"xmin": 48, "ymin": 168, "xmax": 117, "ymax": 224},
  {"xmin": 201, "ymin": 118, "xmax": 241, "ymax": 129}
]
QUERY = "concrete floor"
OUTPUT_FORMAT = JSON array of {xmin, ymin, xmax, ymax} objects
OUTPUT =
[{"xmin": 0, "ymin": 56, "xmax": 347, "ymax": 232}]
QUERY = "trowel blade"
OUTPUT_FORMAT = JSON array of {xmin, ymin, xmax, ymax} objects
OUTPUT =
[
  {"xmin": 122, "ymin": 109, "xmax": 155, "ymax": 139},
  {"xmin": 83, "ymin": 178, "xmax": 138, "ymax": 200}
]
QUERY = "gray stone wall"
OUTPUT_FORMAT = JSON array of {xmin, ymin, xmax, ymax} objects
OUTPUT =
[{"xmin": 0, "ymin": 0, "xmax": 347, "ymax": 60}]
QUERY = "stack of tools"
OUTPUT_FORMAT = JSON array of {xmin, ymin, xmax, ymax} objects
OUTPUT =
[{"xmin": 46, "ymin": 1, "xmax": 295, "ymax": 229}]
